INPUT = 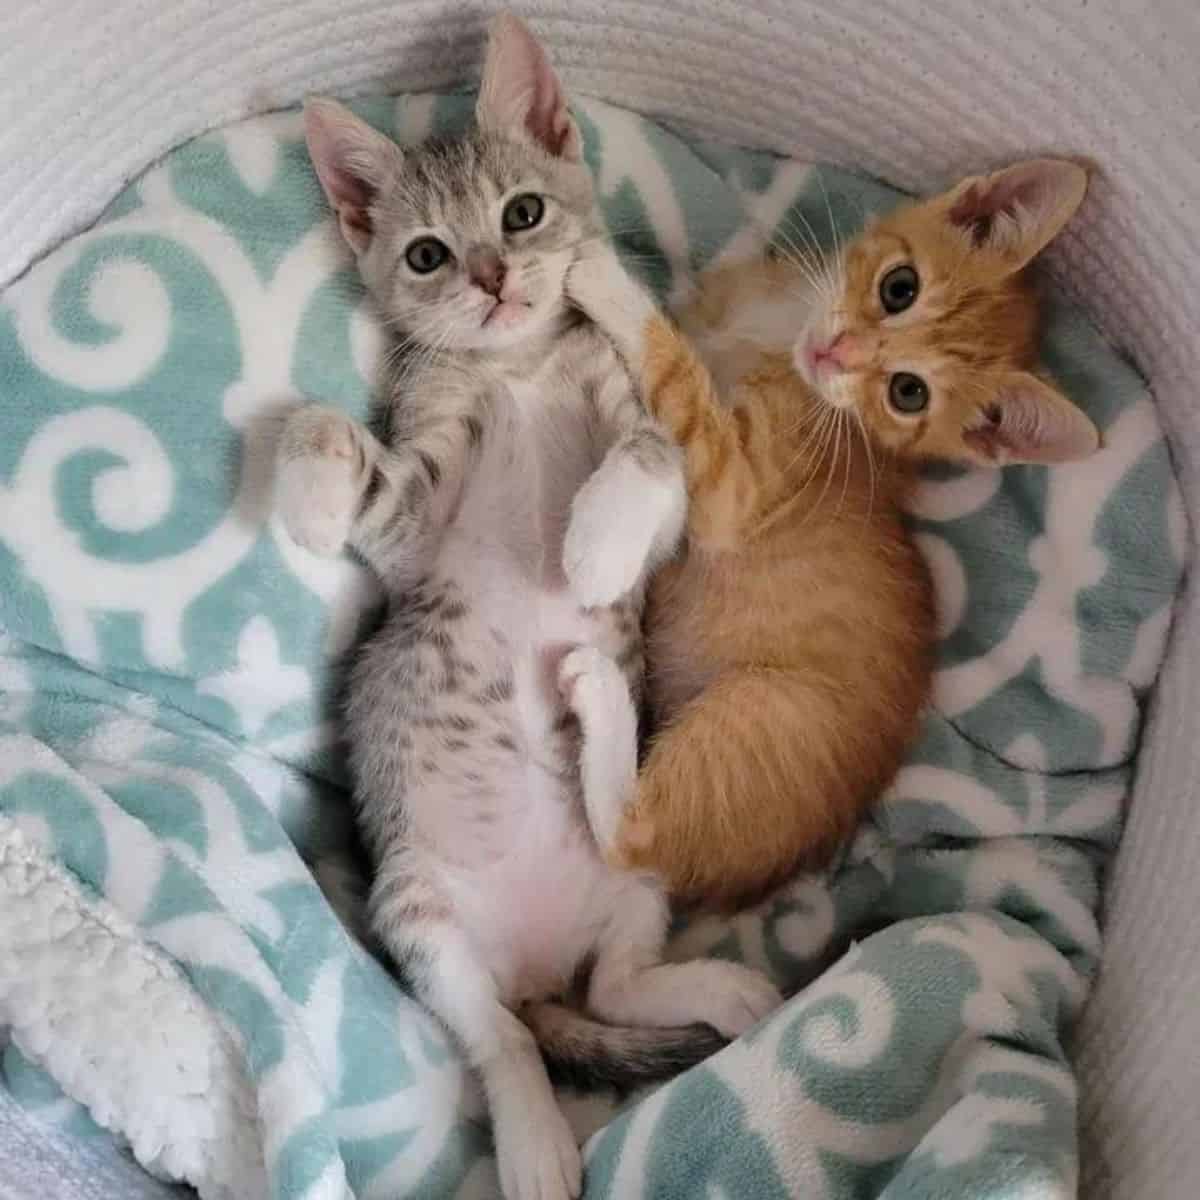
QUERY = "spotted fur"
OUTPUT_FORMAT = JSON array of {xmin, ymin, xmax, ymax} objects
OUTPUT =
[{"xmin": 274, "ymin": 15, "xmax": 780, "ymax": 1200}]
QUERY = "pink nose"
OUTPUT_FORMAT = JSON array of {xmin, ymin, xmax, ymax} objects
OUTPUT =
[
  {"xmin": 809, "ymin": 332, "xmax": 850, "ymax": 374},
  {"xmin": 466, "ymin": 246, "xmax": 507, "ymax": 297},
  {"xmin": 818, "ymin": 332, "xmax": 849, "ymax": 368}
]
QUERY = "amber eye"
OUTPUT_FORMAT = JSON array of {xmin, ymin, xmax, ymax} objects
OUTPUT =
[
  {"xmin": 405, "ymin": 237, "xmax": 450, "ymax": 274},
  {"xmin": 502, "ymin": 193, "xmax": 545, "ymax": 233},
  {"xmin": 888, "ymin": 372, "xmax": 930, "ymax": 414},
  {"xmin": 879, "ymin": 264, "xmax": 920, "ymax": 314}
]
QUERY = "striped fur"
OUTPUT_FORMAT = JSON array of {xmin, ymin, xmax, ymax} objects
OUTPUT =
[
  {"xmin": 276, "ymin": 15, "xmax": 781, "ymax": 1200},
  {"xmin": 566, "ymin": 160, "xmax": 1100, "ymax": 908}
]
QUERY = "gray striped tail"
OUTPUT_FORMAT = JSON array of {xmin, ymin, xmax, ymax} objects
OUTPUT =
[{"xmin": 523, "ymin": 1001, "xmax": 726, "ymax": 1093}]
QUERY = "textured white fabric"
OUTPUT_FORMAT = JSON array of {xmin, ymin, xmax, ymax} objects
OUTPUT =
[
  {"xmin": 0, "ymin": 815, "xmax": 264, "ymax": 1199},
  {"xmin": 0, "ymin": 1086, "xmax": 178, "ymax": 1200},
  {"xmin": 1, "ymin": 3, "xmax": 1197, "ymax": 1198}
]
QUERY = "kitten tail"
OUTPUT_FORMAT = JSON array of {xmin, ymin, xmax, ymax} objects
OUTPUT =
[{"xmin": 522, "ymin": 1002, "xmax": 726, "ymax": 1092}]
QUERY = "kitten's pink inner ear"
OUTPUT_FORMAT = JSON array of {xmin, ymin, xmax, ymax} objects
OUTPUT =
[
  {"xmin": 962, "ymin": 373, "xmax": 1100, "ymax": 465},
  {"xmin": 476, "ymin": 13, "xmax": 582, "ymax": 161},
  {"xmin": 947, "ymin": 159, "xmax": 1088, "ymax": 271},
  {"xmin": 304, "ymin": 100, "xmax": 396, "ymax": 254}
]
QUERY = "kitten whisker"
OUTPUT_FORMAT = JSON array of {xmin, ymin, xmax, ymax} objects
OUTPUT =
[
  {"xmin": 775, "ymin": 203, "xmax": 839, "ymax": 302},
  {"xmin": 853, "ymin": 408, "xmax": 878, "ymax": 522},
  {"xmin": 782, "ymin": 401, "xmax": 833, "ymax": 439},
  {"xmin": 783, "ymin": 400, "xmax": 838, "ymax": 498},
  {"xmin": 767, "ymin": 225, "xmax": 832, "ymax": 302},
  {"xmin": 832, "ymin": 410, "xmax": 855, "ymax": 521},
  {"xmin": 742, "ymin": 208, "xmax": 829, "ymax": 300},
  {"xmin": 389, "ymin": 311, "xmax": 463, "ymax": 398},
  {"xmin": 814, "ymin": 169, "xmax": 845, "ymax": 286},
  {"xmin": 814, "ymin": 409, "xmax": 844, "ymax": 521}
]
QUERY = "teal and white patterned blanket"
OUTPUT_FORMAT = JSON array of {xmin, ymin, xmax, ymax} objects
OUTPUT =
[{"xmin": 0, "ymin": 93, "xmax": 1185, "ymax": 1200}]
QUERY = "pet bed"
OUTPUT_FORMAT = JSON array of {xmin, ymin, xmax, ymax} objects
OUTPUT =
[{"xmin": 0, "ymin": 77, "xmax": 1184, "ymax": 1200}]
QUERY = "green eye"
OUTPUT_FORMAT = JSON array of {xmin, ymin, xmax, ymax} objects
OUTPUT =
[
  {"xmin": 502, "ymin": 193, "xmax": 545, "ymax": 233},
  {"xmin": 888, "ymin": 372, "xmax": 930, "ymax": 414},
  {"xmin": 405, "ymin": 237, "xmax": 450, "ymax": 274},
  {"xmin": 880, "ymin": 264, "xmax": 920, "ymax": 314}
]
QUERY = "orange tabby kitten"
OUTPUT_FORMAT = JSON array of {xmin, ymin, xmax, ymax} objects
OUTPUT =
[{"xmin": 565, "ymin": 159, "xmax": 1100, "ymax": 907}]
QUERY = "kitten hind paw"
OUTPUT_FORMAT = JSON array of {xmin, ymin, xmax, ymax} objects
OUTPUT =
[
  {"xmin": 556, "ymin": 646, "xmax": 618, "ymax": 705},
  {"xmin": 675, "ymin": 960, "xmax": 783, "ymax": 1039}
]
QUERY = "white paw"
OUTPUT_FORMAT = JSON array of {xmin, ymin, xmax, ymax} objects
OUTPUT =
[
  {"xmin": 567, "ymin": 249, "xmax": 630, "ymax": 320},
  {"xmin": 679, "ymin": 961, "xmax": 783, "ymax": 1039},
  {"xmin": 557, "ymin": 646, "xmax": 621, "ymax": 706},
  {"xmin": 558, "ymin": 646, "xmax": 638, "ymax": 853},
  {"xmin": 567, "ymin": 250, "xmax": 656, "ymax": 356},
  {"xmin": 274, "ymin": 407, "xmax": 360, "ymax": 557},
  {"xmin": 563, "ymin": 503, "xmax": 649, "ymax": 608},
  {"xmin": 564, "ymin": 464, "xmax": 683, "ymax": 608},
  {"xmin": 496, "ymin": 1103, "xmax": 582, "ymax": 1200}
]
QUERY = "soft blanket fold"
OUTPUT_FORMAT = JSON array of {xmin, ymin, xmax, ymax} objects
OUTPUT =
[{"xmin": 0, "ymin": 91, "xmax": 1184, "ymax": 1199}]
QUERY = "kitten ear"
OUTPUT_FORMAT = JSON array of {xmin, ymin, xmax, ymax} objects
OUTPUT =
[
  {"xmin": 476, "ymin": 12, "xmax": 582, "ymax": 161},
  {"xmin": 304, "ymin": 98, "xmax": 403, "ymax": 254},
  {"xmin": 945, "ymin": 159, "xmax": 1088, "ymax": 273},
  {"xmin": 961, "ymin": 371, "xmax": 1100, "ymax": 465}
]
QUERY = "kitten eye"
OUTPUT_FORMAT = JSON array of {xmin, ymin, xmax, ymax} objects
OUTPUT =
[
  {"xmin": 502, "ymin": 193, "xmax": 545, "ymax": 233},
  {"xmin": 879, "ymin": 265, "xmax": 920, "ymax": 314},
  {"xmin": 888, "ymin": 372, "xmax": 930, "ymax": 414},
  {"xmin": 405, "ymin": 237, "xmax": 450, "ymax": 274}
]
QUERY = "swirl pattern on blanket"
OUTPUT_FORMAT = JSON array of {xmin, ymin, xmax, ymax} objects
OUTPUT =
[{"xmin": 0, "ymin": 92, "xmax": 1185, "ymax": 1200}]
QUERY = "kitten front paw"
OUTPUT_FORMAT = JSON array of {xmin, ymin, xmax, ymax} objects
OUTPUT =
[
  {"xmin": 563, "ymin": 486, "xmax": 651, "ymax": 608},
  {"xmin": 274, "ymin": 406, "xmax": 361, "ymax": 557},
  {"xmin": 563, "ymin": 457, "xmax": 685, "ymax": 608},
  {"xmin": 566, "ymin": 248, "xmax": 626, "ymax": 318},
  {"xmin": 566, "ymin": 249, "xmax": 655, "ymax": 353}
]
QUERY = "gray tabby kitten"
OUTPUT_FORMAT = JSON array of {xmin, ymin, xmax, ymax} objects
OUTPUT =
[{"xmin": 275, "ymin": 14, "xmax": 780, "ymax": 1200}]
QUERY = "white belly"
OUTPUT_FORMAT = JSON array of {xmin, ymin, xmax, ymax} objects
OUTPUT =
[
  {"xmin": 437, "ymin": 802, "xmax": 617, "ymax": 1004},
  {"xmin": 420, "ymin": 365, "xmax": 630, "ymax": 1001}
]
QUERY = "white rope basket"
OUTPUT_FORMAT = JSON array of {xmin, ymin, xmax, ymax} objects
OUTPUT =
[{"xmin": 2, "ymin": 3, "xmax": 1197, "ymax": 1196}]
